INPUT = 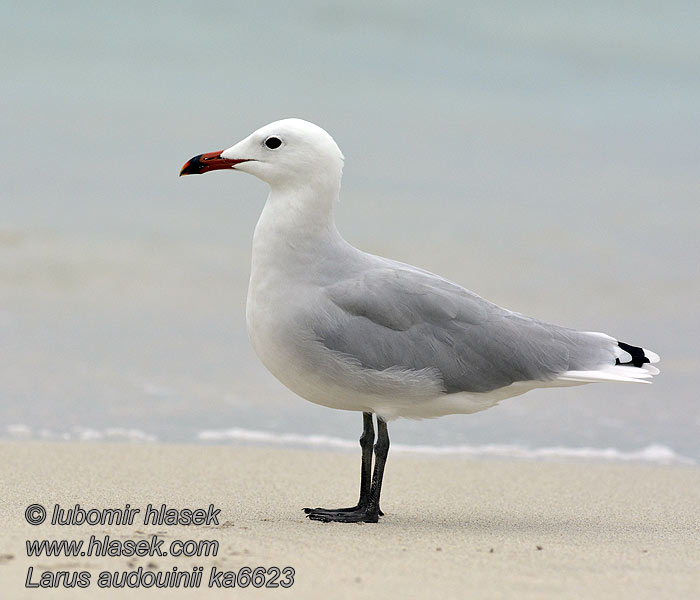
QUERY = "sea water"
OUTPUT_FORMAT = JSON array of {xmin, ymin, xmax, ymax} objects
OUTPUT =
[{"xmin": 2, "ymin": 1, "xmax": 699, "ymax": 463}]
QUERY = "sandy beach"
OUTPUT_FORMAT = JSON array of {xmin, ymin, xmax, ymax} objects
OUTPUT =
[{"xmin": 0, "ymin": 441, "xmax": 698, "ymax": 599}]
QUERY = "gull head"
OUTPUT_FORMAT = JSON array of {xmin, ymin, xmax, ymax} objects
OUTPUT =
[{"xmin": 180, "ymin": 118, "xmax": 344, "ymax": 190}]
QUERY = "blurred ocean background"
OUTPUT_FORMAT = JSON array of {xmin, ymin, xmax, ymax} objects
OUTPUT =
[{"xmin": 2, "ymin": 1, "xmax": 699, "ymax": 463}]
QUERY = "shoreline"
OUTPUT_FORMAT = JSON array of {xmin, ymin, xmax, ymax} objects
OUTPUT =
[
  {"xmin": 1, "ymin": 441, "xmax": 699, "ymax": 599},
  {"xmin": 3, "ymin": 430, "xmax": 694, "ymax": 466}
]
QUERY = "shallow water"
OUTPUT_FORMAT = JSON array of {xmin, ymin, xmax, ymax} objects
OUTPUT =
[{"xmin": 2, "ymin": 1, "xmax": 699, "ymax": 463}]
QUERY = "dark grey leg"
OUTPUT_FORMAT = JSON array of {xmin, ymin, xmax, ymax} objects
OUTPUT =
[
  {"xmin": 357, "ymin": 411, "xmax": 375, "ymax": 505},
  {"xmin": 305, "ymin": 413, "xmax": 389, "ymax": 523},
  {"xmin": 365, "ymin": 417, "xmax": 390, "ymax": 522}
]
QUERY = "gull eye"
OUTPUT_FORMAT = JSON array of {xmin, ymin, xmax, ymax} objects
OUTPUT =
[{"xmin": 264, "ymin": 136, "xmax": 282, "ymax": 149}]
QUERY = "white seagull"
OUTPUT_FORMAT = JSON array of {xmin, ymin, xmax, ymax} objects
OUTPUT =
[{"xmin": 180, "ymin": 118, "xmax": 660, "ymax": 523}]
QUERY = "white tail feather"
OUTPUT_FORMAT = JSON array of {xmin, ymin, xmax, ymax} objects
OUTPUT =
[{"xmin": 558, "ymin": 363, "xmax": 659, "ymax": 385}]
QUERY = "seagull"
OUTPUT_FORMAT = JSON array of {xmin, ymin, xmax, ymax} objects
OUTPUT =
[{"xmin": 180, "ymin": 118, "xmax": 660, "ymax": 523}]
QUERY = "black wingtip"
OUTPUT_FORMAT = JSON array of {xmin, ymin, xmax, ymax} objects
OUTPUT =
[{"xmin": 616, "ymin": 341, "xmax": 651, "ymax": 368}]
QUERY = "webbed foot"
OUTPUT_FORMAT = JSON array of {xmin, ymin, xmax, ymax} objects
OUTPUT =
[{"xmin": 303, "ymin": 505, "xmax": 380, "ymax": 523}]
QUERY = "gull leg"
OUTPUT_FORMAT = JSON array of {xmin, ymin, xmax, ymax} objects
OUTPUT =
[
  {"xmin": 305, "ymin": 412, "xmax": 386, "ymax": 522},
  {"xmin": 364, "ymin": 417, "xmax": 390, "ymax": 522}
]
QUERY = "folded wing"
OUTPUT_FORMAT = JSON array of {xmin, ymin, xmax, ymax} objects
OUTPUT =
[{"xmin": 312, "ymin": 263, "xmax": 626, "ymax": 394}]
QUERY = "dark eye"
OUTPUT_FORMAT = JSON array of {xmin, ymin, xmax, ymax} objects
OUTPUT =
[{"xmin": 264, "ymin": 136, "xmax": 282, "ymax": 149}]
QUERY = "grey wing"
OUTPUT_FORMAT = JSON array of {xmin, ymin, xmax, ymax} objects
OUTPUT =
[{"xmin": 311, "ymin": 265, "xmax": 616, "ymax": 394}]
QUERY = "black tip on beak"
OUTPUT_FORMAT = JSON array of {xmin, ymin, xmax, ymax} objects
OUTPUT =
[
  {"xmin": 180, "ymin": 150, "xmax": 251, "ymax": 177},
  {"xmin": 180, "ymin": 154, "xmax": 210, "ymax": 176}
]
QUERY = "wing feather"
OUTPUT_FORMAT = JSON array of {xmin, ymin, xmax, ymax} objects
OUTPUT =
[{"xmin": 313, "ymin": 265, "xmax": 615, "ymax": 394}]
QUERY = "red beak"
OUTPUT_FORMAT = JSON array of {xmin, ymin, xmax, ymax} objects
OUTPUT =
[{"xmin": 179, "ymin": 151, "xmax": 252, "ymax": 176}]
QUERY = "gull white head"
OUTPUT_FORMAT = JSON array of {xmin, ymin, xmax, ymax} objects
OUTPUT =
[{"xmin": 180, "ymin": 118, "xmax": 344, "ymax": 192}]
